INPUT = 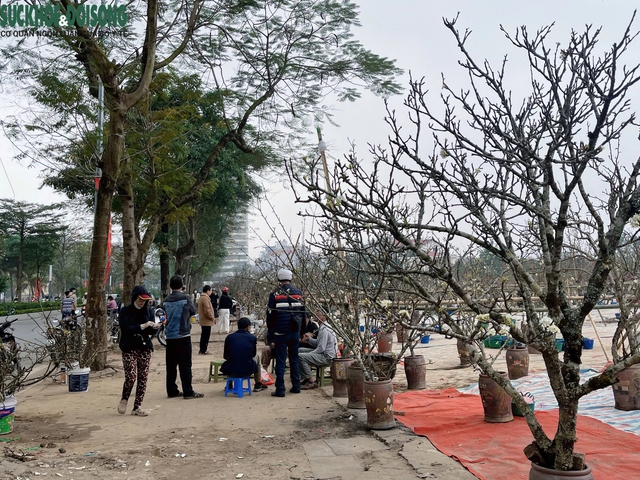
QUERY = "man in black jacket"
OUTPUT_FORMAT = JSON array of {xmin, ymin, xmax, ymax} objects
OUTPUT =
[
  {"xmin": 221, "ymin": 317, "xmax": 267, "ymax": 392},
  {"xmin": 266, "ymin": 268, "xmax": 305, "ymax": 397}
]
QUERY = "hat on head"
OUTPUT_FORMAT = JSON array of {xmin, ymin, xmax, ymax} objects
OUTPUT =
[
  {"xmin": 132, "ymin": 285, "xmax": 152, "ymax": 300},
  {"xmin": 277, "ymin": 268, "xmax": 293, "ymax": 281},
  {"xmin": 237, "ymin": 317, "xmax": 251, "ymax": 329},
  {"xmin": 222, "ymin": 286, "xmax": 229, "ymax": 293}
]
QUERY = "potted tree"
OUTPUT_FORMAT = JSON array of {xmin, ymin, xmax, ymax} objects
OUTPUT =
[
  {"xmin": 279, "ymin": 242, "xmax": 422, "ymax": 429},
  {"xmin": 289, "ymin": 15, "xmax": 640, "ymax": 476},
  {"xmin": 1, "ymin": 309, "xmax": 59, "ymax": 433},
  {"xmin": 45, "ymin": 316, "xmax": 97, "ymax": 393}
]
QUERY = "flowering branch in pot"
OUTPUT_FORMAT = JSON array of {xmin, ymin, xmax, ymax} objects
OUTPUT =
[{"xmin": 288, "ymin": 13, "xmax": 640, "ymax": 472}]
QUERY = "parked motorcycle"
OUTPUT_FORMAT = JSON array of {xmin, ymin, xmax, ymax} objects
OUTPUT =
[
  {"xmin": 46, "ymin": 310, "xmax": 83, "ymax": 367},
  {"xmin": 0, "ymin": 309, "xmax": 21, "ymax": 372},
  {"xmin": 154, "ymin": 307, "xmax": 167, "ymax": 346},
  {"xmin": 107, "ymin": 309, "xmax": 120, "ymax": 344}
]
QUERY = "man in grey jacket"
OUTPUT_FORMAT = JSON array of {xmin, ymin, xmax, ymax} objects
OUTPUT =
[
  {"xmin": 163, "ymin": 275, "xmax": 203, "ymax": 399},
  {"xmin": 299, "ymin": 314, "xmax": 338, "ymax": 389}
]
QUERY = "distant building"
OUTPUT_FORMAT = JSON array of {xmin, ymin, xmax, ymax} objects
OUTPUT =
[{"xmin": 211, "ymin": 212, "xmax": 252, "ymax": 283}]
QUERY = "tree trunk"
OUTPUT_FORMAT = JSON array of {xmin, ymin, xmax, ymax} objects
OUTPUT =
[
  {"xmin": 16, "ymin": 234, "xmax": 24, "ymax": 301},
  {"xmin": 119, "ymin": 179, "xmax": 144, "ymax": 305},
  {"xmin": 160, "ymin": 222, "xmax": 171, "ymax": 300},
  {"xmin": 86, "ymin": 109, "xmax": 126, "ymax": 371},
  {"xmin": 553, "ymin": 399, "xmax": 579, "ymax": 470}
]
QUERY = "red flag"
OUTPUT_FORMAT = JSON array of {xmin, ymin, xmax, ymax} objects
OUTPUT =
[{"xmin": 104, "ymin": 216, "xmax": 112, "ymax": 285}]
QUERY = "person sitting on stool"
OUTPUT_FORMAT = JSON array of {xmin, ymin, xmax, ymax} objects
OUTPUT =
[
  {"xmin": 300, "ymin": 314, "xmax": 338, "ymax": 389},
  {"xmin": 221, "ymin": 317, "xmax": 267, "ymax": 392}
]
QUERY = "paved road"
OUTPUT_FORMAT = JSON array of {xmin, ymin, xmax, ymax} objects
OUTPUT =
[{"xmin": 1, "ymin": 310, "xmax": 62, "ymax": 346}]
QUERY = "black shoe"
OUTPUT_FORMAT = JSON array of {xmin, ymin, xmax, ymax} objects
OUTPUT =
[
  {"xmin": 271, "ymin": 392, "xmax": 285, "ymax": 398},
  {"xmin": 167, "ymin": 391, "xmax": 182, "ymax": 398},
  {"xmin": 254, "ymin": 384, "xmax": 268, "ymax": 392},
  {"xmin": 289, "ymin": 388, "xmax": 301, "ymax": 394},
  {"xmin": 184, "ymin": 392, "xmax": 204, "ymax": 399}
]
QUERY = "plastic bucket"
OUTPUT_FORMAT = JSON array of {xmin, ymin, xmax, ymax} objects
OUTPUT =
[
  {"xmin": 0, "ymin": 396, "xmax": 17, "ymax": 435},
  {"xmin": 68, "ymin": 367, "xmax": 91, "ymax": 393},
  {"xmin": 420, "ymin": 335, "xmax": 430, "ymax": 344},
  {"xmin": 583, "ymin": 338, "xmax": 594, "ymax": 349},
  {"xmin": 555, "ymin": 339, "xmax": 565, "ymax": 352}
]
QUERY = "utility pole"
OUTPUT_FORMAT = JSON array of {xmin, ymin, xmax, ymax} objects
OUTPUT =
[{"xmin": 316, "ymin": 127, "xmax": 343, "ymax": 259}]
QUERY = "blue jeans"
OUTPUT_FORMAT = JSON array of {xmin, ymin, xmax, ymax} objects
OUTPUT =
[{"xmin": 273, "ymin": 332, "xmax": 300, "ymax": 395}]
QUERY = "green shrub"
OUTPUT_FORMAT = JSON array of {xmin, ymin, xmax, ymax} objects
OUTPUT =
[{"xmin": 0, "ymin": 301, "xmax": 61, "ymax": 317}]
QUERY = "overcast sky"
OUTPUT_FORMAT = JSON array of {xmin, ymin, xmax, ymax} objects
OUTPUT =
[
  {"xmin": 2, "ymin": 0, "xmax": 639, "ymax": 257},
  {"xmin": 254, "ymin": 0, "xmax": 640, "ymax": 255}
]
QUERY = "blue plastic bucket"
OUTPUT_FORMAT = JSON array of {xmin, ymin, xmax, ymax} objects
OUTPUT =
[
  {"xmin": 583, "ymin": 338, "xmax": 594, "ymax": 349},
  {"xmin": 0, "ymin": 396, "xmax": 17, "ymax": 435},
  {"xmin": 555, "ymin": 339, "xmax": 565, "ymax": 352},
  {"xmin": 420, "ymin": 335, "xmax": 430, "ymax": 344}
]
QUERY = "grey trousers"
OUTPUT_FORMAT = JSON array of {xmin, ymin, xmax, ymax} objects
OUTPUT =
[{"xmin": 299, "ymin": 348, "xmax": 331, "ymax": 381}]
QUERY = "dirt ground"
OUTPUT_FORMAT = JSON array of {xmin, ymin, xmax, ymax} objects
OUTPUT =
[{"xmin": 0, "ymin": 317, "xmax": 617, "ymax": 480}]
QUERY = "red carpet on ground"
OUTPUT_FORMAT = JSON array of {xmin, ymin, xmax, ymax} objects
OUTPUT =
[{"xmin": 394, "ymin": 388, "xmax": 640, "ymax": 479}]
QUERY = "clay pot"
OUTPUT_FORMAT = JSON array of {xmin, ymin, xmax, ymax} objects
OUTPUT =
[
  {"xmin": 457, "ymin": 339, "xmax": 472, "ymax": 367},
  {"xmin": 478, "ymin": 372, "xmax": 513, "ymax": 423},
  {"xmin": 612, "ymin": 364, "xmax": 640, "ymax": 411},
  {"xmin": 331, "ymin": 358, "xmax": 355, "ymax": 398},
  {"xmin": 364, "ymin": 378, "xmax": 395, "ymax": 430},
  {"xmin": 377, "ymin": 332, "xmax": 393, "ymax": 353},
  {"xmin": 403, "ymin": 355, "xmax": 427, "ymax": 390},
  {"xmin": 529, "ymin": 462, "xmax": 594, "ymax": 479},
  {"xmin": 346, "ymin": 364, "xmax": 366, "ymax": 409},
  {"xmin": 506, "ymin": 345, "xmax": 530, "ymax": 379},
  {"xmin": 395, "ymin": 324, "xmax": 404, "ymax": 344}
]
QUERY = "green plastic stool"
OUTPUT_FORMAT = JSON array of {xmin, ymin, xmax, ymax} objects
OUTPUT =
[
  {"xmin": 208, "ymin": 360, "xmax": 225, "ymax": 383},
  {"xmin": 316, "ymin": 364, "xmax": 332, "ymax": 387}
]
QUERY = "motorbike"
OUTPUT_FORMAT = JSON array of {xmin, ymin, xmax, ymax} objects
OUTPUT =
[
  {"xmin": 46, "ymin": 309, "xmax": 84, "ymax": 367},
  {"xmin": 107, "ymin": 309, "xmax": 120, "ymax": 344},
  {"xmin": 0, "ymin": 309, "xmax": 21, "ymax": 372},
  {"xmin": 154, "ymin": 307, "xmax": 167, "ymax": 346}
]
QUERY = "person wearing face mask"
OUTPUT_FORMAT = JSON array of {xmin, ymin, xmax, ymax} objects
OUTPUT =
[{"xmin": 117, "ymin": 286, "xmax": 161, "ymax": 416}]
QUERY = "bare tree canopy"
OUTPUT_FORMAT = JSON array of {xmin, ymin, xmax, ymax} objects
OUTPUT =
[{"xmin": 291, "ymin": 13, "xmax": 640, "ymax": 471}]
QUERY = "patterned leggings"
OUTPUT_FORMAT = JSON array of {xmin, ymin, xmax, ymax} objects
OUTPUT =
[{"xmin": 121, "ymin": 350, "xmax": 152, "ymax": 410}]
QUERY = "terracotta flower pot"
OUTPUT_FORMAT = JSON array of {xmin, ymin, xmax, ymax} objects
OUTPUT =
[
  {"xmin": 478, "ymin": 372, "xmax": 513, "ymax": 423},
  {"xmin": 506, "ymin": 345, "xmax": 530, "ymax": 379},
  {"xmin": 403, "ymin": 355, "xmax": 427, "ymax": 390},
  {"xmin": 364, "ymin": 378, "xmax": 395, "ymax": 430},
  {"xmin": 612, "ymin": 364, "xmax": 640, "ymax": 411},
  {"xmin": 529, "ymin": 462, "xmax": 594, "ymax": 479},
  {"xmin": 331, "ymin": 358, "xmax": 354, "ymax": 398},
  {"xmin": 377, "ymin": 332, "xmax": 393, "ymax": 353},
  {"xmin": 346, "ymin": 364, "xmax": 366, "ymax": 409}
]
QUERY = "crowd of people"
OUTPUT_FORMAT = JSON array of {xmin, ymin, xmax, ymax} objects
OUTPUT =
[{"xmin": 115, "ymin": 268, "xmax": 337, "ymax": 415}]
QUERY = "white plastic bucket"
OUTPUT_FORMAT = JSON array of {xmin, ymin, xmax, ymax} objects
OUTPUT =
[
  {"xmin": 0, "ymin": 395, "xmax": 17, "ymax": 435},
  {"xmin": 68, "ymin": 367, "xmax": 91, "ymax": 393}
]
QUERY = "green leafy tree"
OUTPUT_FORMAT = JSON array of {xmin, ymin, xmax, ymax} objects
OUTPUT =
[
  {"xmin": 0, "ymin": 200, "xmax": 65, "ymax": 301},
  {"xmin": 2, "ymin": 0, "xmax": 401, "ymax": 370}
]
